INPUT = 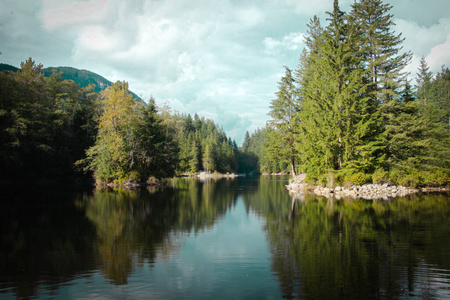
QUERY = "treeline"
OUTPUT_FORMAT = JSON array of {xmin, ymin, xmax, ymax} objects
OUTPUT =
[
  {"xmin": 0, "ymin": 58, "xmax": 246, "ymax": 183},
  {"xmin": 246, "ymin": 0, "xmax": 450, "ymax": 187},
  {"xmin": 0, "ymin": 59, "xmax": 98, "ymax": 179},
  {"xmin": 161, "ymin": 112, "xmax": 239, "ymax": 175}
]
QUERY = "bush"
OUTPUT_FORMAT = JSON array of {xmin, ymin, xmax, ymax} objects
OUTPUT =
[
  {"xmin": 403, "ymin": 171, "xmax": 422, "ymax": 187},
  {"xmin": 388, "ymin": 168, "xmax": 404, "ymax": 186},
  {"xmin": 422, "ymin": 169, "xmax": 449, "ymax": 187},
  {"xmin": 114, "ymin": 171, "xmax": 140, "ymax": 184},
  {"xmin": 345, "ymin": 172, "xmax": 371, "ymax": 186},
  {"xmin": 372, "ymin": 168, "xmax": 389, "ymax": 184}
]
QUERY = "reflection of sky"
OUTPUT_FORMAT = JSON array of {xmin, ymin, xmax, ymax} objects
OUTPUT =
[{"xmin": 51, "ymin": 196, "xmax": 281, "ymax": 299}]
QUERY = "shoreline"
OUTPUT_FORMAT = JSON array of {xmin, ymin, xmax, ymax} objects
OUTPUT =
[{"xmin": 287, "ymin": 175, "xmax": 450, "ymax": 200}]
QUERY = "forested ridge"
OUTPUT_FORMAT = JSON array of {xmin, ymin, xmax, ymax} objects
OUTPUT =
[
  {"xmin": 246, "ymin": 0, "xmax": 450, "ymax": 187},
  {"xmin": 0, "ymin": 59, "xmax": 249, "ymax": 184}
]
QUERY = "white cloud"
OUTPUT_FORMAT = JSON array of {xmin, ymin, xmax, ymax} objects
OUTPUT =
[
  {"xmin": 264, "ymin": 32, "xmax": 306, "ymax": 54},
  {"xmin": 76, "ymin": 25, "xmax": 117, "ymax": 51},
  {"xmin": 394, "ymin": 17, "xmax": 450, "ymax": 78},
  {"xmin": 277, "ymin": 0, "xmax": 353, "ymax": 16},
  {"xmin": 40, "ymin": 0, "xmax": 108, "ymax": 30},
  {"xmin": 394, "ymin": 18, "xmax": 450, "ymax": 59},
  {"xmin": 427, "ymin": 33, "xmax": 450, "ymax": 71}
]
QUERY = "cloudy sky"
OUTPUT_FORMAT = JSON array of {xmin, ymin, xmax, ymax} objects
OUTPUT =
[{"xmin": 1, "ymin": 0, "xmax": 449, "ymax": 144}]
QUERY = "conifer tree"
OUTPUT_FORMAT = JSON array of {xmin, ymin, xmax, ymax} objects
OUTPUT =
[
  {"xmin": 350, "ymin": 0, "xmax": 412, "ymax": 105},
  {"xmin": 126, "ymin": 98, "xmax": 178, "ymax": 179},
  {"xmin": 416, "ymin": 56, "xmax": 433, "ymax": 102},
  {"xmin": 267, "ymin": 66, "xmax": 299, "ymax": 175},
  {"xmin": 296, "ymin": 0, "xmax": 379, "ymax": 179},
  {"xmin": 202, "ymin": 141, "xmax": 215, "ymax": 173},
  {"xmin": 82, "ymin": 82, "xmax": 178, "ymax": 182},
  {"xmin": 188, "ymin": 140, "xmax": 199, "ymax": 173},
  {"xmin": 241, "ymin": 131, "xmax": 251, "ymax": 153}
]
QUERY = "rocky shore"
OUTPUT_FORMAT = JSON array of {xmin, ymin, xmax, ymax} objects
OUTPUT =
[
  {"xmin": 197, "ymin": 171, "xmax": 243, "ymax": 178},
  {"xmin": 286, "ymin": 174, "xmax": 449, "ymax": 200}
]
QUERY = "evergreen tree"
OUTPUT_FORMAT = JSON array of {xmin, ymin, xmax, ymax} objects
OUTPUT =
[
  {"xmin": 416, "ymin": 56, "xmax": 433, "ymax": 102},
  {"xmin": 189, "ymin": 140, "xmax": 200, "ymax": 173},
  {"xmin": 81, "ymin": 83, "xmax": 179, "ymax": 182},
  {"xmin": 351, "ymin": 0, "xmax": 412, "ymax": 105},
  {"xmin": 202, "ymin": 141, "xmax": 215, "ymax": 173},
  {"xmin": 428, "ymin": 66, "xmax": 450, "ymax": 129},
  {"xmin": 126, "ymin": 98, "xmax": 178, "ymax": 179},
  {"xmin": 241, "ymin": 131, "xmax": 251, "ymax": 153},
  {"xmin": 296, "ymin": 0, "xmax": 379, "ymax": 180},
  {"xmin": 267, "ymin": 66, "xmax": 299, "ymax": 175},
  {"xmin": 0, "ymin": 58, "xmax": 99, "ymax": 179}
]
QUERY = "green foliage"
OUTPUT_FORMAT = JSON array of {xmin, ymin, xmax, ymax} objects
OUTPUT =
[
  {"xmin": 421, "ymin": 169, "xmax": 449, "ymax": 187},
  {"xmin": 387, "ymin": 167, "xmax": 449, "ymax": 188},
  {"xmin": 0, "ymin": 58, "xmax": 98, "ymax": 179},
  {"xmin": 260, "ymin": 0, "xmax": 449, "ymax": 187},
  {"xmin": 160, "ymin": 112, "xmax": 238, "ymax": 175},
  {"xmin": 40, "ymin": 66, "xmax": 143, "ymax": 102},
  {"xmin": 1, "ymin": 58, "xmax": 239, "ymax": 181},
  {"xmin": 266, "ymin": 66, "xmax": 300, "ymax": 175},
  {"xmin": 345, "ymin": 172, "xmax": 371, "ymax": 186},
  {"xmin": 397, "ymin": 169, "xmax": 422, "ymax": 188},
  {"xmin": 81, "ymin": 83, "xmax": 177, "ymax": 183},
  {"xmin": 237, "ymin": 127, "xmax": 287, "ymax": 175},
  {"xmin": 372, "ymin": 168, "xmax": 389, "ymax": 184}
]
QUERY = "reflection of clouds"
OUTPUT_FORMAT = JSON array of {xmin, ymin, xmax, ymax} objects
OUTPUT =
[{"xmin": 147, "ymin": 197, "xmax": 279, "ymax": 298}]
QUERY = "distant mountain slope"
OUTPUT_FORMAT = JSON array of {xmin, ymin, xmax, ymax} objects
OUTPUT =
[
  {"xmin": 0, "ymin": 63, "xmax": 19, "ymax": 73},
  {"xmin": 0, "ymin": 63, "xmax": 143, "ymax": 102},
  {"xmin": 41, "ymin": 66, "xmax": 143, "ymax": 102}
]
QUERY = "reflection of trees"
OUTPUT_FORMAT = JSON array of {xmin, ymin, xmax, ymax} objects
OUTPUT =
[
  {"xmin": 0, "ymin": 186, "xmax": 97, "ymax": 299},
  {"xmin": 0, "ymin": 178, "xmax": 238, "ymax": 298},
  {"xmin": 243, "ymin": 180, "xmax": 450, "ymax": 299},
  {"xmin": 78, "ymin": 178, "xmax": 238, "ymax": 285}
]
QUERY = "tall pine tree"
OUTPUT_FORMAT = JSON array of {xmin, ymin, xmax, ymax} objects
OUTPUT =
[
  {"xmin": 296, "ymin": 0, "xmax": 377, "ymax": 180},
  {"xmin": 267, "ymin": 66, "xmax": 300, "ymax": 175}
]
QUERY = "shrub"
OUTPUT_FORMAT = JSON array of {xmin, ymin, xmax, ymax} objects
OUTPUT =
[
  {"xmin": 399, "ymin": 171, "xmax": 421, "ymax": 188},
  {"xmin": 372, "ymin": 168, "xmax": 389, "ymax": 184},
  {"xmin": 345, "ymin": 172, "xmax": 371, "ymax": 186},
  {"xmin": 114, "ymin": 171, "xmax": 140, "ymax": 184},
  {"xmin": 388, "ymin": 168, "xmax": 404, "ymax": 186},
  {"xmin": 422, "ymin": 169, "xmax": 449, "ymax": 187}
]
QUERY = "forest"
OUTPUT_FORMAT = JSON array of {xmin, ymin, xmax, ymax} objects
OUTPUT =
[
  {"xmin": 245, "ymin": 0, "xmax": 450, "ymax": 188},
  {"xmin": 1, "ymin": 0, "xmax": 449, "ymax": 187},
  {"xmin": 0, "ymin": 59, "xmax": 251, "ymax": 184}
]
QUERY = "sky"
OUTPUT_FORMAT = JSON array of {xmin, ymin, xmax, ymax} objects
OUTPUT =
[{"xmin": 1, "ymin": 0, "xmax": 449, "ymax": 145}]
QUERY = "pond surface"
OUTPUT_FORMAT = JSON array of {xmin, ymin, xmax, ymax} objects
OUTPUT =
[{"xmin": 1, "ymin": 176, "xmax": 450, "ymax": 299}]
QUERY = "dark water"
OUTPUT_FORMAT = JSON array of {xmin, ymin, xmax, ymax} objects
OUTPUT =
[{"xmin": 1, "ymin": 176, "xmax": 450, "ymax": 299}]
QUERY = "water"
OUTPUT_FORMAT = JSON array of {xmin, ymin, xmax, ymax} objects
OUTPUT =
[{"xmin": 1, "ymin": 176, "xmax": 450, "ymax": 299}]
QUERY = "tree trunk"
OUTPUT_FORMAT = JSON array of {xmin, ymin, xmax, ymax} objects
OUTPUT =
[{"xmin": 290, "ymin": 156, "xmax": 296, "ymax": 176}]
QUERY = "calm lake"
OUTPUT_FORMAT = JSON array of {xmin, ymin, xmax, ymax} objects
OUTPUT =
[{"xmin": 1, "ymin": 176, "xmax": 450, "ymax": 299}]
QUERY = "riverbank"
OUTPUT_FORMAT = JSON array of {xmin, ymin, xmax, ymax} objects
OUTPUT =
[
  {"xmin": 287, "ymin": 174, "xmax": 450, "ymax": 200},
  {"xmin": 60, "ymin": 173, "xmax": 244, "ymax": 189},
  {"xmin": 185, "ymin": 172, "xmax": 245, "ymax": 179}
]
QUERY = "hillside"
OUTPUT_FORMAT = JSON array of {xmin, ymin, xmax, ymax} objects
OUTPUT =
[
  {"xmin": 0, "ymin": 63, "xmax": 143, "ymax": 102},
  {"xmin": 0, "ymin": 63, "xmax": 19, "ymax": 73}
]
